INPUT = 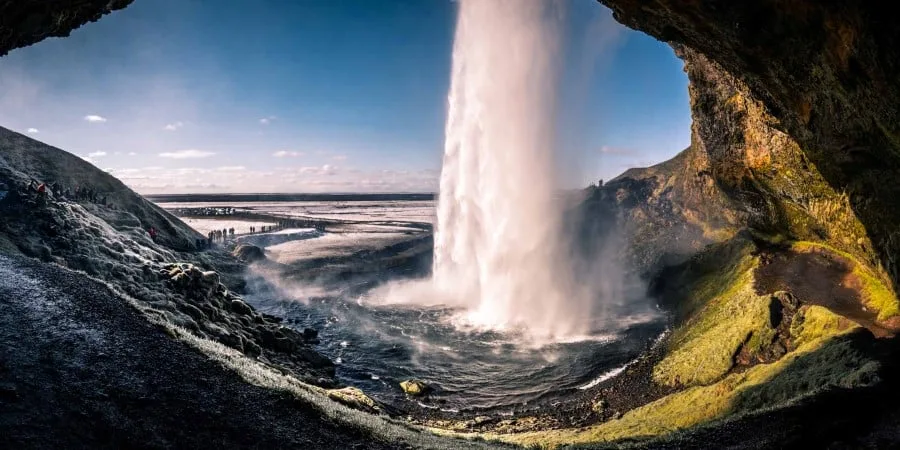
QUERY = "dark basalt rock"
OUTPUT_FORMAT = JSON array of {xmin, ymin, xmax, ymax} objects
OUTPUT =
[{"xmin": 0, "ymin": 1, "xmax": 133, "ymax": 57}]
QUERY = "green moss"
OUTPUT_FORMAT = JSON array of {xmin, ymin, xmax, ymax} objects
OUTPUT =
[
  {"xmin": 652, "ymin": 240, "xmax": 772, "ymax": 387},
  {"xmin": 790, "ymin": 305, "xmax": 851, "ymax": 346},
  {"xmin": 653, "ymin": 269, "xmax": 772, "ymax": 387},
  {"xmin": 496, "ymin": 308, "xmax": 874, "ymax": 449}
]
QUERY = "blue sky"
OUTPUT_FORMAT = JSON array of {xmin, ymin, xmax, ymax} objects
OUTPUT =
[{"xmin": 0, "ymin": 0, "xmax": 690, "ymax": 194}]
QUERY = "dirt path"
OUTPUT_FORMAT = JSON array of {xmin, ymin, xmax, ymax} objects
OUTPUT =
[
  {"xmin": 753, "ymin": 248, "xmax": 893, "ymax": 337},
  {"xmin": 0, "ymin": 254, "xmax": 406, "ymax": 449}
]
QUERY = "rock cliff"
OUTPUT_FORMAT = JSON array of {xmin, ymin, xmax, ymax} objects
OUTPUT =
[{"xmin": 598, "ymin": 0, "xmax": 900, "ymax": 304}]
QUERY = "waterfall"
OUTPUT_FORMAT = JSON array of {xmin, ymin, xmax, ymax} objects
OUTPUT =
[{"xmin": 431, "ymin": 0, "xmax": 591, "ymax": 340}]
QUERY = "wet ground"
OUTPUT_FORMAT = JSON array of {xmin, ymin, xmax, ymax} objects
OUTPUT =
[{"xmin": 754, "ymin": 247, "xmax": 894, "ymax": 337}]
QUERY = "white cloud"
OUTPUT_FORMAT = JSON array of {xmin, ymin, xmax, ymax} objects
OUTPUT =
[
  {"xmin": 84, "ymin": 114, "xmax": 107, "ymax": 123},
  {"xmin": 111, "ymin": 163, "xmax": 438, "ymax": 194},
  {"xmin": 259, "ymin": 115, "xmax": 277, "ymax": 125},
  {"xmin": 26, "ymin": 128, "xmax": 39, "ymax": 134},
  {"xmin": 331, "ymin": 155, "xmax": 348, "ymax": 161},
  {"xmin": 88, "ymin": 151, "xmax": 107, "ymax": 158},
  {"xmin": 128, "ymin": 152, "xmax": 138, "ymax": 156},
  {"xmin": 298, "ymin": 164, "xmax": 338, "ymax": 176},
  {"xmin": 158, "ymin": 149, "xmax": 215, "ymax": 159},
  {"xmin": 163, "ymin": 121, "xmax": 184, "ymax": 131},
  {"xmin": 272, "ymin": 150, "xmax": 303, "ymax": 158}
]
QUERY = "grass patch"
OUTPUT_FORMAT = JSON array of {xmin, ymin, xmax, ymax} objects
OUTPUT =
[
  {"xmin": 653, "ymin": 268, "xmax": 772, "ymax": 387},
  {"xmin": 792, "ymin": 241, "xmax": 899, "ymax": 321},
  {"xmin": 652, "ymin": 238, "xmax": 771, "ymax": 387},
  {"xmin": 496, "ymin": 307, "xmax": 876, "ymax": 449}
]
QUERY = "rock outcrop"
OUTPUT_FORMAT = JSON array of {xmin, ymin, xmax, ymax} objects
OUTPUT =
[
  {"xmin": 0, "ymin": 0, "xmax": 132, "ymax": 56},
  {"xmin": 598, "ymin": 0, "xmax": 900, "ymax": 301},
  {"xmin": 232, "ymin": 243, "xmax": 266, "ymax": 263},
  {"xmin": 400, "ymin": 379, "xmax": 430, "ymax": 396}
]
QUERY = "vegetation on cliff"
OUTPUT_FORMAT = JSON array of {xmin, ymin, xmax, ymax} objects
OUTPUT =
[{"xmin": 492, "ymin": 236, "xmax": 882, "ymax": 448}]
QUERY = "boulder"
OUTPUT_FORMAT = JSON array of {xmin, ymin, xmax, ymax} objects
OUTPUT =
[
  {"xmin": 400, "ymin": 379, "xmax": 430, "ymax": 396},
  {"xmin": 232, "ymin": 243, "xmax": 265, "ymax": 263},
  {"xmin": 302, "ymin": 327, "xmax": 319, "ymax": 343},
  {"xmin": 230, "ymin": 299, "xmax": 254, "ymax": 316},
  {"xmin": 591, "ymin": 398, "xmax": 608, "ymax": 414},
  {"xmin": 326, "ymin": 387, "xmax": 380, "ymax": 413},
  {"xmin": 200, "ymin": 270, "xmax": 220, "ymax": 285}
]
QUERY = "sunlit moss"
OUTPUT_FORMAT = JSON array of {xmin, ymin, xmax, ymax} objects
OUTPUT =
[
  {"xmin": 652, "ymin": 269, "xmax": 771, "ymax": 387},
  {"xmin": 650, "ymin": 240, "xmax": 769, "ymax": 387},
  {"xmin": 493, "ymin": 307, "xmax": 874, "ymax": 449}
]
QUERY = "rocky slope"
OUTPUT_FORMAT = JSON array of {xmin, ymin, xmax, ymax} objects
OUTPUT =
[
  {"xmin": 0, "ymin": 131, "xmax": 508, "ymax": 449},
  {"xmin": 0, "ymin": 126, "xmax": 338, "ymax": 384}
]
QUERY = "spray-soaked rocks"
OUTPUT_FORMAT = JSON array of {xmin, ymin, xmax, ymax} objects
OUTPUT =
[
  {"xmin": 400, "ymin": 379, "xmax": 430, "ymax": 396},
  {"xmin": 232, "ymin": 243, "xmax": 266, "ymax": 263},
  {"xmin": 158, "ymin": 262, "xmax": 335, "ymax": 384}
]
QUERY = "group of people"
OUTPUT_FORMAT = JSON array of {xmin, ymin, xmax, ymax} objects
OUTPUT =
[
  {"xmin": 71, "ymin": 186, "xmax": 108, "ymax": 205},
  {"xmin": 21, "ymin": 178, "xmax": 111, "ymax": 207},
  {"xmin": 207, "ymin": 228, "xmax": 235, "ymax": 244},
  {"xmin": 189, "ymin": 220, "xmax": 328, "ymax": 252}
]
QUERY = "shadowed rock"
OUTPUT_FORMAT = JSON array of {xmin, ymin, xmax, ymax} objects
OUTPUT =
[{"xmin": 1, "ymin": 1, "xmax": 133, "ymax": 57}]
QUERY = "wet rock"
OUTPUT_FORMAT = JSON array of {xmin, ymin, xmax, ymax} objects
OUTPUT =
[
  {"xmin": 591, "ymin": 398, "xmax": 608, "ymax": 414},
  {"xmin": 232, "ymin": 243, "xmax": 265, "ymax": 263},
  {"xmin": 400, "ymin": 379, "xmax": 429, "ymax": 396},
  {"xmin": 262, "ymin": 313, "xmax": 282, "ymax": 323},
  {"xmin": 295, "ymin": 348, "xmax": 335, "ymax": 374},
  {"xmin": 230, "ymin": 299, "xmax": 253, "ymax": 316},
  {"xmin": 200, "ymin": 271, "xmax": 219, "ymax": 285},
  {"xmin": 259, "ymin": 328, "xmax": 296, "ymax": 353},
  {"xmin": 326, "ymin": 387, "xmax": 380, "ymax": 413},
  {"xmin": 244, "ymin": 340, "xmax": 262, "ymax": 357},
  {"xmin": 302, "ymin": 327, "xmax": 320, "ymax": 344}
]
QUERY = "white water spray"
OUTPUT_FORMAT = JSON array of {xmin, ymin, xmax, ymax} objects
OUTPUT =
[{"xmin": 430, "ymin": 0, "xmax": 591, "ymax": 340}]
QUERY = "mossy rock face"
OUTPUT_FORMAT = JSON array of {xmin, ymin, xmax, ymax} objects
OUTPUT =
[
  {"xmin": 598, "ymin": 0, "xmax": 900, "ymax": 299},
  {"xmin": 400, "ymin": 379, "xmax": 429, "ymax": 396}
]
